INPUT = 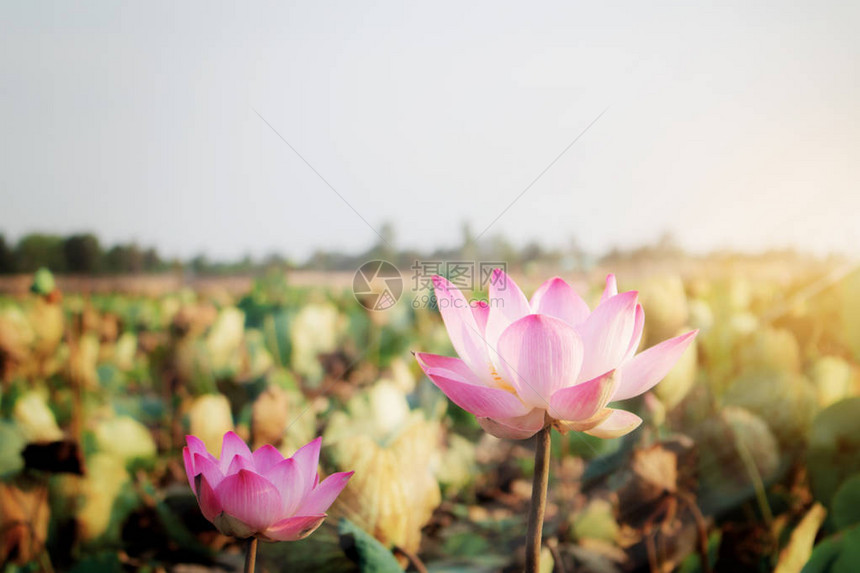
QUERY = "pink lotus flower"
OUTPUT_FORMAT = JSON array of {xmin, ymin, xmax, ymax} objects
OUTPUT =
[
  {"xmin": 183, "ymin": 432, "xmax": 353, "ymax": 541},
  {"xmin": 415, "ymin": 271, "xmax": 697, "ymax": 440}
]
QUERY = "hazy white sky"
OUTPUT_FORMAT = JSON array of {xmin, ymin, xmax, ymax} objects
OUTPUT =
[{"xmin": 1, "ymin": 1, "xmax": 858, "ymax": 260}]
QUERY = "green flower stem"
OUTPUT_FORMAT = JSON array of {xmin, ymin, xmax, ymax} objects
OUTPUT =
[
  {"xmin": 244, "ymin": 537, "xmax": 258, "ymax": 573},
  {"xmin": 525, "ymin": 422, "xmax": 551, "ymax": 573}
]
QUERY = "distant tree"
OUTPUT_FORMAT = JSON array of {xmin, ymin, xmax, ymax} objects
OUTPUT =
[
  {"xmin": 15, "ymin": 234, "xmax": 66, "ymax": 272},
  {"xmin": 263, "ymin": 253, "xmax": 291, "ymax": 271},
  {"xmin": 237, "ymin": 254, "xmax": 254, "ymax": 273},
  {"xmin": 63, "ymin": 234, "xmax": 102, "ymax": 273},
  {"xmin": 655, "ymin": 231, "xmax": 684, "ymax": 258},
  {"xmin": 103, "ymin": 243, "xmax": 144, "ymax": 273},
  {"xmin": 565, "ymin": 236, "xmax": 588, "ymax": 271},
  {"xmin": 142, "ymin": 248, "xmax": 161, "ymax": 272},
  {"xmin": 126, "ymin": 245, "xmax": 144, "ymax": 273},
  {"xmin": 103, "ymin": 246, "xmax": 124, "ymax": 273},
  {"xmin": 489, "ymin": 234, "xmax": 516, "ymax": 264},
  {"xmin": 364, "ymin": 221, "xmax": 396, "ymax": 262},
  {"xmin": 0, "ymin": 234, "xmax": 15, "ymax": 273},
  {"xmin": 520, "ymin": 241, "xmax": 545, "ymax": 263},
  {"xmin": 189, "ymin": 254, "xmax": 210, "ymax": 275},
  {"xmin": 460, "ymin": 221, "xmax": 477, "ymax": 261}
]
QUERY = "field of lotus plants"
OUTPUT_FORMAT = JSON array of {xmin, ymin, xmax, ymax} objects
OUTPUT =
[{"xmin": 1, "ymin": 260, "xmax": 860, "ymax": 572}]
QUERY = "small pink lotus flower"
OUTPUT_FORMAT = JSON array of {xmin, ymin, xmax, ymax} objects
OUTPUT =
[
  {"xmin": 415, "ymin": 271, "xmax": 697, "ymax": 440},
  {"xmin": 183, "ymin": 432, "xmax": 353, "ymax": 541}
]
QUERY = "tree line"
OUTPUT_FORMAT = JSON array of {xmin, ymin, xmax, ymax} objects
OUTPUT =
[
  {"xmin": 0, "ymin": 228, "xmax": 679, "ymax": 276},
  {"xmin": 0, "ymin": 233, "xmax": 293, "ymax": 276},
  {"xmin": 0, "ymin": 233, "xmax": 170, "ymax": 275},
  {"xmin": 1, "ymin": 228, "xmax": 819, "ymax": 277}
]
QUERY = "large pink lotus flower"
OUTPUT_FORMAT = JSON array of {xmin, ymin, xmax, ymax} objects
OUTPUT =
[
  {"xmin": 182, "ymin": 432, "xmax": 353, "ymax": 541},
  {"xmin": 415, "ymin": 271, "xmax": 697, "ymax": 440}
]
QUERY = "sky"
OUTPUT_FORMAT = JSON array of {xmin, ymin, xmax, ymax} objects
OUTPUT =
[{"xmin": 1, "ymin": 1, "xmax": 858, "ymax": 261}]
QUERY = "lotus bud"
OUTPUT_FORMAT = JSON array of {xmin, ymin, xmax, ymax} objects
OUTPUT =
[
  {"xmin": 77, "ymin": 453, "xmax": 130, "ymax": 541},
  {"xmin": 30, "ymin": 267, "xmax": 56, "ymax": 297},
  {"xmin": 729, "ymin": 312, "xmax": 758, "ymax": 337},
  {"xmin": 94, "ymin": 416, "xmax": 157, "ymax": 465},
  {"xmin": 696, "ymin": 407, "xmax": 780, "ymax": 506},
  {"xmin": 727, "ymin": 277, "xmax": 752, "ymax": 311},
  {"xmin": 434, "ymin": 433, "xmax": 477, "ymax": 494},
  {"xmin": 30, "ymin": 297, "xmax": 64, "ymax": 359},
  {"xmin": 174, "ymin": 336, "xmax": 203, "ymax": 387},
  {"xmin": 570, "ymin": 498, "xmax": 619, "ymax": 544},
  {"xmin": 245, "ymin": 329, "xmax": 274, "ymax": 379},
  {"xmin": 99, "ymin": 313, "xmax": 120, "ymax": 343},
  {"xmin": 637, "ymin": 275, "xmax": 689, "ymax": 347},
  {"xmin": 687, "ymin": 298, "xmax": 713, "ymax": 333},
  {"xmin": 160, "ymin": 296, "xmax": 181, "ymax": 329},
  {"xmin": 367, "ymin": 382, "xmax": 412, "ymax": 437},
  {"xmin": 290, "ymin": 302, "xmax": 343, "ymax": 384},
  {"xmin": 39, "ymin": 342, "xmax": 68, "ymax": 380},
  {"xmin": 0, "ymin": 307, "xmax": 34, "ymax": 374},
  {"xmin": 188, "ymin": 394, "xmax": 234, "ymax": 456},
  {"xmin": 386, "ymin": 357, "xmax": 417, "ymax": 394},
  {"xmin": 809, "ymin": 356, "xmax": 856, "ymax": 409},
  {"xmin": 113, "ymin": 332, "xmax": 137, "ymax": 372},
  {"xmin": 654, "ymin": 327, "xmax": 698, "ymax": 409},
  {"xmin": 80, "ymin": 306, "xmax": 101, "ymax": 337},
  {"xmin": 324, "ymin": 381, "xmax": 412, "ymax": 445},
  {"xmin": 206, "ymin": 307, "xmax": 245, "ymax": 378},
  {"xmin": 13, "ymin": 391, "xmax": 63, "ymax": 443},
  {"xmin": 738, "ymin": 327, "xmax": 801, "ymax": 374},
  {"xmin": 68, "ymin": 333, "xmax": 100, "ymax": 389},
  {"xmin": 253, "ymin": 373, "xmax": 315, "ymax": 457},
  {"xmin": 724, "ymin": 371, "xmax": 817, "ymax": 445},
  {"xmin": 251, "ymin": 384, "xmax": 301, "ymax": 449}
]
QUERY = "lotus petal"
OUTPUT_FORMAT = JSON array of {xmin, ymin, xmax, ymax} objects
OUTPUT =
[
  {"xmin": 416, "ymin": 352, "xmax": 530, "ymax": 418},
  {"xmin": 265, "ymin": 458, "xmax": 305, "ymax": 516},
  {"xmin": 600, "ymin": 274, "xmax": 618, "ymax": 304},
  {"xmin": 584, "ymin": 409, "xmax": 643, "ymax": 439},
  {"xmin": 193, "ymin": 452, "xmax": 226, "ymax": 491},
  {"xmin": 296, "ymin": 471, "xmax": 354, "ymax": 515},
  {"xmin": 290, "ymin": 436, "xmax": 322, "ymax": 491},
  {"xmin": 264, "ymin": 514, "xmax": 327, "ymax": 541},
  {"xmin": 252, "ymin": 444, "xmax": 284, "ymax": 474},
  {"xmin": 432, "ymin": 276, "xmax": 491, "ymax": 378},
  {"xmin": 530, "ymin": 277, "xmax": 590, "ymax": 327},
  {"xmin": 219, "ymin": 431, "xmax": 253, "ymax": 474},
  {"xmin": 613, "ymin": 330, "xmax": 698, "ymax": 401},
  {"xmin": 196, "ymin": 473, "xmax": 223, "ymax": 522},
  {"xmin": 215, "ymin": 470, "xmax": 281, "ymax": 532},
  {"xmin": 484, "ymin": 269, "xmax": 532, "ymax": 356},
  {"xmin": 549, "ymin": 370, "xmax": 617, "ymax": 422},
  {"xmin": 496, "ymin": 314, "xmax": 583, "ymax": 408},
  {"xmin": 478, "ymin": 408, "xmax": 546, "ymax": 440},
  {"xmin": 577, "ymin": 291, "xmax": 638, "ymax": 381}
]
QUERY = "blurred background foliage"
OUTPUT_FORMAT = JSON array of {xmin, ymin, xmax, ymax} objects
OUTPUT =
[{"xmin": 0, "ymin": 246, "xmax": 859, "ymax": 572}]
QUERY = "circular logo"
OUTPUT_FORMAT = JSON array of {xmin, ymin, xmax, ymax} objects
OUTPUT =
[{"xmin": 353, "ymin": 260, "xmax": 403, "ymax": 311}]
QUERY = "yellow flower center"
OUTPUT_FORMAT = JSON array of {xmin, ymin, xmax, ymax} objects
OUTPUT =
[{"xmin": 488, "ymin": 364, "xmax": 516, "ymax": 393}]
